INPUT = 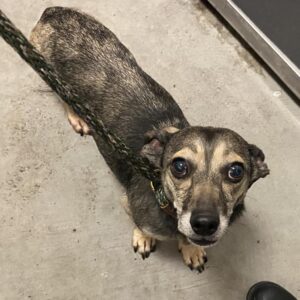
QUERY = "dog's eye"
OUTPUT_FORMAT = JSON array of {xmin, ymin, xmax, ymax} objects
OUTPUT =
[
  {"xmin": 171, "ymin": 158, "xmax": 189, "ymax": 178},
  {"xmin": 227, "ymin": 163, "xmax": 244, "ymax": 182}
]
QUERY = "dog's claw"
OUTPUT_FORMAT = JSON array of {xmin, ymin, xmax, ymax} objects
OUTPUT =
[
  {"xmin": 151, "ymin": 244, "xmax": 156, "ymax": 253},
  {"xmin": 197, "ymin": 265, "xmax": 205, "ymax": 273},
  {"xmin": 132, "ymin": 228, "xmax": 156, "ymax": 260}
]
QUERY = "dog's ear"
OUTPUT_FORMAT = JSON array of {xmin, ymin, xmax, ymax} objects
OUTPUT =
[
  {"xmin": 140, "ymin": 127, "xmax": 179, "ymax": 168},
  {"xmin": 248, "ymin": 144, "xmax": 270, "ymax": 187}
]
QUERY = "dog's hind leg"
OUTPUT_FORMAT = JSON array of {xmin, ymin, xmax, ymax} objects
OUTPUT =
[
  {"xmin": 132, "ymin": 228, "xmax": 156, "ymax": 260},
  {"xmin": 30, "ymin": 18, "xmax": 91, "ymax": 136},
  {"xmin": 63, "ymin": 102, "xmax": 91, "ymax": 136}
]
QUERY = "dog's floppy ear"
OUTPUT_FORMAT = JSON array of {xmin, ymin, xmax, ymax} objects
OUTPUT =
[
  {"xmin": 140, "ymin": 127, "xmax": 179, "ymax": 168},
  {"xmin": 248, "ymin": 144, "xmax": 270, "ymax": 187}
]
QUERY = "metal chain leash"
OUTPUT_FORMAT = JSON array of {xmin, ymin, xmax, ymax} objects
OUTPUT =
[{"xmin": 0, "ymin": 9, "xmax": 161, "ymax": 184}]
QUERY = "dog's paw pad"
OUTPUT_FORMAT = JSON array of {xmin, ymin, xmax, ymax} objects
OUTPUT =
[
  {"xmin": 132, "ymin": 228, "xmax": 156, "ymax": 260},
  {"xmin": 179, "ymin": 243, "xmax": 207, "ymax": 272},
  {"xmin": 67, "ymin": 112, "xmax": 90, "ymax": 136}
]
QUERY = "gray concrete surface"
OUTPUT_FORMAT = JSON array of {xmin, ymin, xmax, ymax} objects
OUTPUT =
[{"xmin": 0, "ymin": 0, "xmax": 299, "ymax": 299}]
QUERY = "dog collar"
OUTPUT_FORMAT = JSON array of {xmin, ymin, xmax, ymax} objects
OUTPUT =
[{"xmin": 150, "ymin": 181, "xmax": 177, "ymax": 219}]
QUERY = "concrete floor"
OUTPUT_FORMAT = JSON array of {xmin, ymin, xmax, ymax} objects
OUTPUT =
[{"xmin": 0, "ymin": 0, "xmax": 299, "ymax": 299}]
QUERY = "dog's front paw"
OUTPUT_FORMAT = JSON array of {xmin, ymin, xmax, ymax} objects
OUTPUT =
[
  {"xmin": 178, "ymin": 240, "xmax": 207, "ymax": 273},
  {"xmin": 132, "ymin": 228, "xmax": 156, "ymax": 260}
]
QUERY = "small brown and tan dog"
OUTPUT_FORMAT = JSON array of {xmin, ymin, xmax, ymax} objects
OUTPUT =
[{"xmin": 30, "ymin": 7, "xmax": 269, "ymax": 272}]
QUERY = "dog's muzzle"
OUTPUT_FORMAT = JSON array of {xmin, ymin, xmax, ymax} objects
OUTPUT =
[{"xmin": 177, "ymin": 210, "xmax": 227, "ymax": 247}]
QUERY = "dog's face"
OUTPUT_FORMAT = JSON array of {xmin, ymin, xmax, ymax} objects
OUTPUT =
[{"xmin": 141, "ymin": 126, "xmax": 269, "ymax": 247}]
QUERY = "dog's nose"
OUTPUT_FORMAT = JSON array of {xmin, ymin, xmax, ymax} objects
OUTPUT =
[{"xmin": 190, "ymin": 212, "xmax": 220, "ymax": 236}]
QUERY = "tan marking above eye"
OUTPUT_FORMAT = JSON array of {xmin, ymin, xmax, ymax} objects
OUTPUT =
[
  {"xmin": 210, "ymin": 142, "xmax": 245, "ymax": 171},
  {"xmin": 172, "ymin": 147, "xmax": 196, "ymax": 160}
]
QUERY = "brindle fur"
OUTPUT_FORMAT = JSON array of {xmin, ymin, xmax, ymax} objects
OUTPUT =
[{"xmin": 30, "ymin": 7, "xmax": 269, "ymax": 270}]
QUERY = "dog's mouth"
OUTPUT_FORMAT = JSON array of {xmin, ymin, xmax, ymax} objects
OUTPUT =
[{"xmin": 188, "ymin": 237, "xmax": 217, "ymax": 247}]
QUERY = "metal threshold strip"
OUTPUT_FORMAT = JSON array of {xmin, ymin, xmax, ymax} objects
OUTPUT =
[{"xmin": 207, "ymin": 0, "xmax": 300, "ymax": 99}]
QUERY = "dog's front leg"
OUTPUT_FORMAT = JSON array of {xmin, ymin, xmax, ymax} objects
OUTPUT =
[
  {"xmin": 178, "ymin": 237, "xmax": 207, "ymax": 273},
  {"xmin": 132, "ymin": 227, "xmax": 156, "ymax": 260}
]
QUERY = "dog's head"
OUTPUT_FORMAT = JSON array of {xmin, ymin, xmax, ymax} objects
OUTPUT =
[{"xmin": 141, "ymin": 126, "xmax": 269, "ymax": 247}]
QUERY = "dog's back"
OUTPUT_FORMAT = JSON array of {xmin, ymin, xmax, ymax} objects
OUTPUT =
[
  {"xmin": 30, "ymin": 6, "xmax": 144, "ymax": 112},
  {"xmin": 30, "ymin": 7, "xmax": 188, "ymax": 184}
]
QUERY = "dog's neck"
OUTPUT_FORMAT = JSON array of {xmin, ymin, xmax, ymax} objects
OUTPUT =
[{"xmin": 150, "ymin": 181, "xmax": 177, "ymax": 219}]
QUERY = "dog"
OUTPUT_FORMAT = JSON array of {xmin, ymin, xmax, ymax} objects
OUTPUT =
[{"xmin": 30, "ymin": 7, "xmax": 270, "ymax": 272}]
